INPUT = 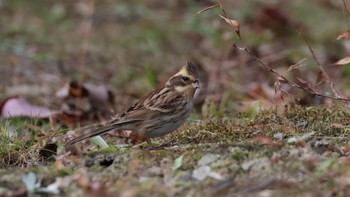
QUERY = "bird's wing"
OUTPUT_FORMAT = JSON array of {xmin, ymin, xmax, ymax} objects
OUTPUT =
[
  {"xmin": 119, "ymin": 86, "xmax": 184, "ymax": 120},
  {"xmin": 66, "ymin": 86, "xmax": 185, "ymax": 146}
]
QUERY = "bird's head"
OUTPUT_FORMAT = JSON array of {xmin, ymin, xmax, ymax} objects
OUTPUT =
[{"xmin": 167, "ymin": 62, "xmax": 200, "ymax": 97}]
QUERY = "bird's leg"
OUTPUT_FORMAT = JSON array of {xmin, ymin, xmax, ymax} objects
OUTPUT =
[
  {"xmin": 129, "ymin": 132, "xmax": 154, "ymax": 149},
  {"xmin": 145, "ymin": 137, "xmax": 154, "ymax": 148}
]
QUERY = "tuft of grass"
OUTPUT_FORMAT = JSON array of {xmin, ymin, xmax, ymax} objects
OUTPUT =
[{"xmin": 0, "ymin": 118, "xmax": 62, "ymax": 168}]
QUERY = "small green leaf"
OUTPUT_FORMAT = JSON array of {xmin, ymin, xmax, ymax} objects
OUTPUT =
[
  {"xmin": 90, "ymin": 136, "xmax": 109, "ymax": 149},
  {"xmin": 172, "ymin": 154, "xmax": 184, "ymax": 171}
]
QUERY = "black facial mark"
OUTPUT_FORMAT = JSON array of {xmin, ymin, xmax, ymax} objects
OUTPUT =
[{"xmin": 182, "ymin": 76, "xmax": 189, "ymax": 81}]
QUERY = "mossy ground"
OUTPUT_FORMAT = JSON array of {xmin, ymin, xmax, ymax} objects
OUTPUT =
[{"xmin": 1, "ymin": 106, "xmax": 350, "ymax": 196}]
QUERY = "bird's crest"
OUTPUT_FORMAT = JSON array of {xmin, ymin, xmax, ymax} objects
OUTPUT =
[{"xmin": 175, "ymin": 62, "xmax": 199, "ymax": 79}]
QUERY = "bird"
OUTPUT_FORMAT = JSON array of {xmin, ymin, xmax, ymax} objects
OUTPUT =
[{"xmin": 66, "ymin": 62, "xmax": 200, "ymax": 147}]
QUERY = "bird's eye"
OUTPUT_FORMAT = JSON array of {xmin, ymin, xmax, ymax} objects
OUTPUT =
[{"xmin": 182, "ymin": 76, "xmax": 189, "ymax": 81}]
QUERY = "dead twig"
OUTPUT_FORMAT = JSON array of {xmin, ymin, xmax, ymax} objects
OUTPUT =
[{"xmin": 215, "ymin": 0, "xmax": 350, "ymax": 102}]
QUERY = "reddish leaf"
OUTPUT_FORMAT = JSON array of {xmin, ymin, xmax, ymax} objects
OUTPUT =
[
  {"xmin": 0, "ymin": 96, "xmax": 57, "ymax": 118},
  {"xmin": 219, "ymin": 15, "xmax": 240, "ymax": 36},
  {"xmin": 336, "ymin": 31, "xmax": 350, "ymax": 40}
]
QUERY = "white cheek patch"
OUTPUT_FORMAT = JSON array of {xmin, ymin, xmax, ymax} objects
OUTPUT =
[{"xmin": 175, "ymin": 85, "xmax": 188, "ymax": 93}]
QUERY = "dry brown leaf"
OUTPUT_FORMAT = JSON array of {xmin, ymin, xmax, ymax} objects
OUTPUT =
[
  {"xmin": 315, "ymin": 71, "xmax": 327, "ymax": 86},
  {"xmin": 336, "ymin": 31, "xmax": 350, "ymax": 40},
  {"xmin": 56, "ymin": 81, "xmax": 114, "ymax": 106},
  {"xmin": 53, "ymin": 112, "xmax": 81, "ymax": 127},
  {"xmin": 219, "ymin": 14, "xmax": 240, "ymax": 35},
  {"xmin": 55, "ymin": 80, "xmax": 115, "ymax": 123},
  {"xmin": 333, "ymin": 56, "xmax": 350, "ymax": 65}
]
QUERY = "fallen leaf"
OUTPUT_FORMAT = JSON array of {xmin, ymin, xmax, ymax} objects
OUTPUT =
[
  {"xmin": 55, "ymin": 81, "xmax": 115, "ymax": 122},
  {"xmin": 22, "ymin": 172, "xmax": 37, "ymax": 193},
  {"xmin": 333, "ymin": 56, "xmax": 350, "ymax": 65},
  {"xmin": 0, "ymin": 96, "xmax": 57, "ymax": 118},
  {"xmin": 56, "ymin": 80, "xmax": 114, "ymax": 105},
  {"xmin": 172, "ymin": 154, "xmax": 184, "ymax": 171}
]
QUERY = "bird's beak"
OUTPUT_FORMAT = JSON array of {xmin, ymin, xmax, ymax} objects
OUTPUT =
[{"xmin": 192, "ymin": 80, "xmax": 200, "ymax": 89}]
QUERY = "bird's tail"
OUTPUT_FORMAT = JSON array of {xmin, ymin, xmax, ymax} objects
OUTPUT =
[{"xmin": 65, "ymin": 119, "xmax": 142, "ymax": 146}]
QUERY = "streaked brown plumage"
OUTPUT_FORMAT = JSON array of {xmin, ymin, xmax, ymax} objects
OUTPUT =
[{"xmin": 66, "ymin": 62, "xmax": 200, "ymax": 146}]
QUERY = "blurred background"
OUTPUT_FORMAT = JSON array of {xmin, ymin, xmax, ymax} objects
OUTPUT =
[{"xmin": 0, "ymin": 0, "xmax": 349, "ymax": 119}]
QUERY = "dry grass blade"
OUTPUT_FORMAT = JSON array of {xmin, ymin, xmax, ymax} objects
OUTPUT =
[
  {"xmin": 330, "ymin": 83, "xmax": 344, "ymax": 99},
  {"xmin": 288, "ymin": 58, "xmax": 307, "ymax": 72},
  {"xmin": 194, "ymin": 4, "xmax": 219, "ymax": 15},
  {"xmin": 283, "ymin": 58, "xmax": 307, "ymax": 77},
  {"xmin": 296, "ymin": 77, "xmax": 320, "ymax": 94}
]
